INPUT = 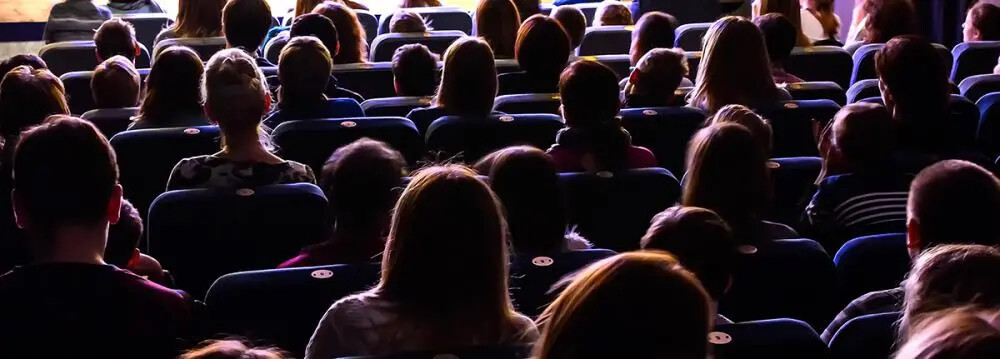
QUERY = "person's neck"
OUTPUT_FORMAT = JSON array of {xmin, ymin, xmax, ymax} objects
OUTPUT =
[
  {"xmin": 219, "ymin": 128, "xmax": 276, "ymax": 163},
  {"xmin": 33, "ymin": 225, "xmax": 108, "ymax": 265}
]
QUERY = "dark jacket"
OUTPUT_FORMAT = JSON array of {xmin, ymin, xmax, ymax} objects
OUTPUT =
[{"xmin": 44, "ymin": 0, "xmax": 112, "ymax": 43}]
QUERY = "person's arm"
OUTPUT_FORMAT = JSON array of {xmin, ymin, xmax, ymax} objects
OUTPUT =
[
  {"xmin": 304, "ymin": 307, "xmax": 347, "ymax": 359},
  {"xmin": 164, "ymin": 158, "xmax": 195, "ymax": 191}
]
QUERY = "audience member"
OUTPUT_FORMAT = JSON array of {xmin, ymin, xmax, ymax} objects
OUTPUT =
[
  {"xmin": 281, "ymin": 138, "xmax": 406, "ymax": 268},
  {"xmin": 630, "ymin": 11, "xmax": 679, "ymax": 65},
  {"xmin": 900, "ymin": 245, "xmax": 1000, "ymax": 337},
  {"xmin": 513, "ymin": 0, "xmax": 542, "ymax": 19},
  {"xmin": 106, "ymin": 0, "xmax": 165, "ymax": 14},
  {"xmin": 594, "ymin": 1, "xmax": 633, "ymax": 26},
  {"xmin": 475, "ymin": 0, "xmax": 522, "ymax": 59},
  {"xmin": 167, "ymin": 49, "xmax": 315, "ymax": 190},
  {"xmin": 313, "ymin": 2, "xmax": 369, "ymax": 64},
  {"xmin": 708, "ymin": 104, "xmax": 773, "ymax": 154},
  {"xmin": 390, "ymin": 10, "xmax": 429, "ymax": 33},
  {"xmin": 876, "ymin": 35, "xmax": 953, "ymax": 154},
  {"xmin": 532, "ymin": 251, "xmax": 711, "ymax": 358},
  {"xmin": 0, "ymin": 54, "xmax": 47, "ymax": 78},
  {"xmin": 752, "ymin": 0, "xmax": 810, "ymax": 46},
  {"xmin": 689, "ymin": 16, "xmax": 785, "ymax": 114},
  {"xmin": 105, "ymin": 199, "xmax": 167, "ymax": 284},
  {"xmin": 400, "ymin": 0, "xmax": 441, "ymax": 6},
  {"xmin": 848, "ymin": 0, "xmax": 917, "ymax": 46},
  {"xmin": 94, "ymin": 18, "xmax": 142, "ymax": 63},
  {"xmin": 130, "ymin": 46, "xmax": 209, "ymax": 130},
  {"xmin": 43, "ymin": 0, "xmax": 112, "ymax": 43},
  {"xmin": 801, "ymin": 0, "xmax": 841, "ymax": 44},
  {"xmin": 963, "ymin": 2, "xmax": 1000, "ymax": 42},
  {"xmin": 896, "ymin": 308, "xmax": 1000, "ymax": 359},
  {"xmin": 499, "ymin": 15, "xmax": 571, "ymax": 95},
  {"xmin": 551, "ymin": 6, "xmax": 586, "ymax": 50},
  {"xmin": 622, "ymin": 48, "xmax": 689, "ymax": 108},
  {"xmin": 222, "ymin": 0, "xmax": 275, "ymax": 67},
  {"xmin": 407, "ymin": 37, "xmax": 500, "ymax": 134},
  {"xmin": 180, "ymin": 339, "xmax": 290, "ymax": 359},
  {"xmin": 91, "ymin": 56, "xmax": 141, "ymax": 110},
  {"xmin": 155, "ymin": 0, "xmax": 225, "ymax": 44},
  {"xmin": 475, "ymin": 146, "xmax": 591, "ymax": 253},
  {"xmin": 392, "ymin": 44, "xmax": 439, "ymax": 97},
  {"xmin": 0, "ymin": 116, "xmax": 191, "ymax": 358},
  {"xmin": 305, "ymin": 165, "xmax": 539, "ymax": 359},
  {"xmin": 755, "ymin": 13, "xmax": 805, "ymax": 83},
  {"xmin": 290, "ymin": 13, "xmax": 341, "ymax": 61},
  {"xmin": 821, "ymin": 160, "xmax": 1000, "ymax": 342}
]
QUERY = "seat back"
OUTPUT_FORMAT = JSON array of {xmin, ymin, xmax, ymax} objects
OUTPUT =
[
  {"xmin": 960, "ymin": 73, "xmax": 1000, "ymax": 103},
  {"xmin": 272, "ymin": 117, "xmax": 425, "ymax": 172},
  {"xmin": 860, "ymin": 94, "xmax": 979, "ymax": 151},
  {"xmin": 674, "ymin": 22, "xmax": 711, "ymax": 51},
  {"xmin": 425, "ymin": 114, "xmax": 563, "ymax": 162},
  {"xmin": 335, "ymin": 345, "xmax": 529, "ymax": 359},
  {"xmin": 631, "ymin": 0, "xmax": 720, "ymax": 25},
  {"xmin": 61, "ymin": 71, "xmax": 97, "ymax": 115},
  {"xmin": 579, "ymin": 54, "xmax": 632, "ymax": 79},
  {"xmin": 40, "ymin": 40, "xmax": 152, "ymax": 76},
  {"xmin": 951, "ymin": 41, "xmax": 1000, "ymax": 84},
  {"xmin": 768, "ymin": 157, "xmax": 822, "ymax": 226},
  {"xmin": 263, "ymin": 32, "xmax": 288, "ymax": 65},
  {"xmin": 361, "ymin": 96, "xmax": 434, "ymax": 117},
  {"xmin": 493, "ymin": 93, "xmax": 562, "ymax": 115},
  {"xmin": 578, "ymin": 26, "xmax": 633, "ymax": 56},
  {"xmin": 834, "ymin": 233, "xmax": 909, "ymax": 302},
  {"xmin": 619, "ymin": 106, "xmax": 707, "ymax": 174},
  {"xmin": 829, "ymin": 312, "xmax": 902, "ymax": 359},
  {"xmin": 152, "ymin": 37, "xmax": 227, "ymax": 61},
  {"xmin": 713, "ymin": 319, "xmax": 831, "ymax": 359},
  {"xmin": 121, "ymin": 13, "xmax": 173, "ymax": 53},
  {"xmin": 205, "ymin": 263, "xmax": 381, "ymax": 356},
  {"xmin": 756, "ymin": 100, "xmax": 841, "ymax": 157},
  {"xmin": 333, "ymin": 62, "xmax": 399, "ymax": 99},
  {"xmin": 846, "ymin": 79, "xmax": 880, "ymax": 104},
  {"xmin": 851, "ymin": 43, "xmax": 953, "ymax": 85},
  {"xmin": 148, "ymin": 183, "xmax": 330, "ymax": 297},
  {"xmin": 80, "ymin": 107, "xmax": 138, "ymax": 139},
  {"xmin": 786, "ymin": 46, "xmax": 853, "ymax": 89},
  {"xmin": 370, "ymin": 31, "xmax": 464, "ymax": 62},
  {"xmin": 980, "ymin": 93, "xmax": 1000, "ymax": 155},
  {"xmin": 685, "ymin": 51, "xmax": 702, "ymax": 81},
  {"xmin": 786, "ymin": 82, "xmax": 847, "ymax": 105},
  {"xmin": 509, "ymin": 249, "xmax": 617, "ymax": 317},
  {"xmin": 356, "ymin": 10, "xmax": 379, "ymax": 45},
  {"xmin": 495, "ymin": 58, "xmax": 521, "ymax": 74},
  {"xmin": 377, "ymin": 7, "xmax": 473, "ymax": 35},
  {"xmin": 560, "ymin": 168, "xmax": 681, "ymax": 252}
]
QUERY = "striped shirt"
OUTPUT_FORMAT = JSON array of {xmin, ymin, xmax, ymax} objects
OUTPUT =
[{"xmin": 804, "ymin": 172, "xmax": 914, "ymax": 250}]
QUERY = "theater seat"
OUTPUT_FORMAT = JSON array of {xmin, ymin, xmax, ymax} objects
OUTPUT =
[
  {"xmin": 361, "ymin": 97, "xmax": 434, "ymax": 117},
  {"xmin": 619, "ymin": 106, "xmax": 707, "ymax": 174},
  {"xmin": 495, "ymin": 58, "xmax": 521, "ymax": 74},
  {"xmin": 977, "ymin": 93, "xmax": 1000, "ymax": 156},
  {"xmin": 846, "ymin": 79, "xmax": 880, "ymax": 104},
  {"xmin": 786, "ymin": 82, "xmax": 847, "ymax": 105},
  {"xmin": 39, "ymin": 40, "xmax": 151, "ymax": 76},
  {"xmin": 425, "ymin": 114, "xmax": 563, "ymax": 162},
  {"xmin": 829, "ymin": 312, "xmax": 902, "ymax": 359},
  {"xmin": 851, "ymin": 43, "xmax": 953, "ymax": 85},
  {"xmin": 493, "ymin": 93, "xmax": 561, "ymax": 115},
  {"xmin": 685, "ymin": 51, "xmax": 702, "ymax": 81},
  {"xmin": 376, "ymin": 6, "xmax": 473, "ymax": 35},
  {"xmin": 756, "ymin": 100, "xmax": 841, "ymax": 158},
  {"xmin": 578, "ymin": 26, "xmax": 633, "ymax": 56},
  {"xmin": 768, "ymin": 157, "xmax": 822, "ymax": 226},
  {"xmin": 356, "ymin": 10, "xmax": 379, "ymax": 45},
  {"xmin": 834, "ymin": 233, "xmax": 909, "ymax": 303},
  {"xmin": 205, "ymin": 263, "xmax": 381, "ymax": 356},
  {"xmin": 951, "ymin": 41, "xmax": 1000, "ymax": 84},
  {"xmin": 332, "ymin": 62, "xmax": 398, "ymax": 100},
  {"xmin": 335, "ymin": 345, "xmax": 529, "ymax": 359},
  {"xmin": 263, "ymin": 32, "xmax": 288, "ymax": 65},
  {"xmin": 121, "ymin": 13, "xmax": 173, "ymax": 53},
  {"xmin": 674, "ymin": 22, "xmax": 711, "ymax": 51},
  {"xmin": 959, "ymin": 73, "xmax": 1000, "ymax": 104},
  {"xmin": 152, "ymin": 37, "xmax": 227, "ymax": 62},
  {"xmin": 80, "ymin": 107, "xmax": 138, "ymax": 139},
  {"xmin": 370, "ymin": 31, "xmax": 464, "ymax": 62},
  {"xmin": 509, "ymin": 249, "xmax": 617, "ymax": 317},
  {"xmin": 272, "ymin": 117, "xmax": 425, "ymax": 172},
  {"xmin": 860, "ymin": 95, "xmax": 979, "ymax": 152},
  {"xmin": 578, "ymin": 54, "xmax": 631, "ymax": 80},
  {"xmin": 560, "ymin": 168, "xmax": 681, "ymax": 252},
  {"xmin": 712, "ymin": 318, "xmax": 831, "ymax": 359},
  {"xmin": 60, "ymin": 68, "xmax": 151, "ymax": 115},
  {"xmin": 786, "ymin": 46, "xmax": 853, "ymax": 89}
]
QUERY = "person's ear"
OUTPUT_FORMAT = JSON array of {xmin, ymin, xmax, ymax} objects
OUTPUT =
[
  {"xmin": 628, "ymin": 69, "xmax": 640, "ymax": 88},
  {"xmin": 106, "ymin": 185, "xmax": 123, "ymax": 225},
  {"xmin": 134, "ymin": 44, "xmax": 141, "ymax": 58},
  {"xmin": 907, "ymin": 217, "xmax": 922, "ymax": 253},
  {"xmin": 127, "ymin": 248, "xmax": 141, "ymax": 270},
  {"xmin": 334, "ymin": 42, "xmax": 341, "ymax": 57},
  {"xmin": 95, "ymin": 50, "xmax": 103, "ymax": 63},
  {"xmin": 11, "ymin": 189, "xmax": 27, "ymax": 229},
  {"xmin": 393, "ymin": 79, "xmax": 402, "ymax": 96}
]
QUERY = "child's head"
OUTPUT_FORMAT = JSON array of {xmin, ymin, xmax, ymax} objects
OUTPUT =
[
  {"xmin": 828, "ymin": 102, "xmax": 895, "ymax": 171},
  {"xmin": 625, "ymin": 48, "xmax": 688, "ymax": 103},
  {"xmin": 180, "ymin": 339, "xmax": 289, "ymax": 359},
  {"xmin": 140, "ymin": 46, "xmax": 205, "ymax": 123},
  {"xmin": 896, "ymin": 307, "xmax": 1000, "ymax": 359},
  {"xmin": 93, "ymin": 19, "xmax": 139, "ymax": 63},
  {"xmin": 390, "ymin": 10, "xmax": 429, "ymax": 33},
  {"xmin": 290, "ymin": 13, "xmax": 340, "ymax": 60},
  {"xmin": 91, "ymin": 56, "xmax": 140, "ymax": 109},
  {"xmin": 593, "ymin": 1, "xmax": 633, "ymax": 26},
  {"xmin": 550, "ymin": 6, "xmax": 586, "ymax": 49},
  {"xmin": 630, "ymin": 11, "xmax": 678, "ymax": 65},
  {"xmin": 474, "ymin": 0, "xmax": 521, "ymax": 58},
  {"xmin": 559, "ymin": 60, "xmax": 620, "ymax": 126},
  {"xmin": 391, "ymin": 43, "xmax": 439, "ymax": 97},
  {"xmin": 753, "ymin": 13, "xmax": 797, "ymax": 68},
  {"xmin": 641, "ymin": 206, "xmax": 736, "ymax": 302},
  {"xmin": 902, "ymin": 244, "xmax": 1000, "ymax": 337},
  {"xmin": 907, "ymin": 160, "xmax": 1000, "ymax": 255},
  {"xmin": 222, "ymin": 0, "xmax": 274, "ymax": 52},
  {"xmin": 710, "ymin": 104, "xmax": 773, "ymax": 155},
  {"xmin": 0, "ymin": 66, "xmax": 69, "ymax": 139},
  {"xmin": 964, "ymin": 2, "xmax": 1000, "ymax": 42},
  {"xmin": 515, "ymin": 15, "xmax": 571, "ymax": 79},
  {"xmin": 320, "ymin": 138, "xmax": 407, "ymax": 235},
  {"xmin": 278, "ymin": 36, "xmax": 333, "ymax": 107},
  {"xmin": 862, "ymin": 0, "xmax": 918, "ymax": 43},
  {"xmin": 436, "ymin": 37, "xmax": 497, "ymax": 117},
  {"xmin": 205, "ymin": 48, "xmax": 270, "ymax": 135},
  {"xmin": 104, "ymin": 199, "xmax": 142, "ymax": 268}
]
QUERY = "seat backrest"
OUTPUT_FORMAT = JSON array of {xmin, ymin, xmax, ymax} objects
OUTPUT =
[
  {"xmin": 495, "ymin": 58, "xmax": 521, "ymax": 74},
  {"xmin": 425, "ymin": 114, "xmax": 563, "ymax": 162},
  {"xmin": 860, "ymin": 95, "xmax": 979, "ymax": 151},
  {"xmin": 333, "ymin": 62, "xmax": 398, "ymax": 99},
  {"xmin": 560, "ymin": 168, "xmax": 681, "ymax": 252},
  {"xmin": 272, "ymin": 117, "xmax": 424, "ymax": 172},
  {"xmin": 578, "ymin": 26, "xmax": 633, "ymax": 56},
  {"xmin": 756, "ymin": 100, "xmax": 841, "ymax": 157},
  {"xmin": 619, "ymin": 106, "xmax": 707, "ymax": 174},
  {"xmin": 768, "ymin": 157, "xmax": 822, "ymax": 226},
  {"xmin": 674, "ymin": 22, "xmax": 711, "ymax": 51},
  {"xmin": 335, "ymin": 345, "xmax": 529, "ymax": 359},
  {"xmin": 979, "ymin": 93, "xmax": 1000, "ymax": 155},
  {"xmin": 951, "ymin": 41, "xmax": 1000, "ymax": 84},
  {"xmin": 632, "ymin": 0, "xmax": 720, "ymax": 25},
  {"xmin": 833, "ymin": 233, "xmax": 909, "ymax": 302},
  {"xmin": 685, "ymin": 51, "xmax": 702, "ymax": 81},
  {"xmin": 577, "ymin": 54, "xmax": 632, "ymax": 80},
  {"xmin": 148, "ymin": 183, "xmax": 330, "ymax": 297},
  {"xmin": 960, "ymin": 73, "xmax": 1000, "ymax": 104},
  {"xmin": 376, "ymin": 7, "xmax": 473, "ymax": 36},
  {"xmin": 120, "ymin": 13, "xmax": 173, "ymax": 54},
  {"xmin": 852, "ymin": 42, "xmax": 954, "ymax": 85},
  {"xmin": 786, "ymin": 81, "xmax": 847, "ymax": 105},
  {"xmin": 370, "ymin": 31, "xmax": 465, "ymax": 62},
  {"xmin": 509, "ymin": 249, "xmax": 617, "ymax": 317},
  {"xmin": 80, "ymin": 107, "xmax": 139, "ymax": 139},
  {"xmin": 263, "ymin": 32, "xmax": 288, "ymax": 65},
  {"xmin": 846, "ymin": 79, "xmax": 880, "ymax": 104},
  {"xmin": 829, "ymin": 312, "xmax": 902, "ymax": 359},
  {"xmin": 60, "ymin": 71, "xmax": 97, "ymax": 115},
  {"xmin": 786, "ymin": 46, "xmax": 853, "ymax": 89},
  {"xmin": 356, "ymin": 10, "xmax": 379, "ymax": 45},
  {"xmin": 109, "ymin": 126, "xmax": 222, "ymax": 216},
  {"xmin": 152, "ymin": 37, "xmax": 227, "ymax": 62},
  {"xmin": 205, "ymin": 263, "xmax": 381, "ymax": 356},
  {"xmin": 493, "ymin": 93, "xmax": 562, "ymax": 115},
  {"xmin": 361, "ymin": 96, "xmax": 434, "ymax": 117},
  {"xmin": 713, "ymin": 318, "xmax": 831, "ymax": 359},
  {"xmin": 39, "ymin": 41, "xmax": 100, "ymax": 76}
]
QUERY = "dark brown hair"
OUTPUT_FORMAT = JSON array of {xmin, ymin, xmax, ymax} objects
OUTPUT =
[
  {"xmin": 476, "ymin": 0, "xmax": 521, "ymax": 59},
  {"xmin": 630, "ymin": 11, "xmax": 678, "ymax": 65},
  {"xmin": 105, "ymin": 199, "xmax": 142, "ymax": 268},
  {"xmin": 94, "ymin": 19, "xmax": 138, "ymax": 62},
  {"xmin": 558, "ymin": 60, "xmax": 631, "ymax": 170},
  {"xmin": 392, "ymin": 43, "xmax": 439, "ymax": 97},
  {"xmin": 756, "ymin": 0, "xmax": 810, "ymax": 46},
  {"xmin": 754, "ymin": 13, "xmax": 798, "ymax": 66},
  {"xmin": 170, "ymin": 0, "xmax": 225, "ymax": 38},
  {"xmin": 313, "ymin": 2, "xmax": 368, "ymax": 64},
  {"xmin": 641, "ymin": 206, "xmax": 736, "ymax": 300},
  {"xmin": 512, "ymin": 0, "xmax": 541, "ymax": 19},
  {"xmin": 320, "ymin": 138, "xmax": 407, "ymax": 234},
  {"xmin": 908, "ymin": 160, "xmax": 1000, "ymax": 250},
  {"xmin": 435, "ymin": 37, "xmax": 497, "ymax": 117},
  {"xmin": 0, "ymin": 66, "xmax": 69, "ymax": 139},
  {"xmin": 551, "ymin": 6, "xmax": 586, "ymax": 49},
  {"xmin": 862, "ymin": 0, "xmax": 918, "ymax": 43},
  {"xmin": 830, "ymin": 102, "xmax": 895, "ymax": 170},
  {"xmin": 515, "ymin": 15, "xmax": 571, "ymax": 79},
  {"xmin": 689, "ymin": 16, "xmax": 779, "ymax": 114},
  {"xmin": 138, "ymin": 46, "xmax": 205, "ymax": 125},
  {"xmin": 968, "ymin": 2, "xmax": 1000, "ymax": 41},
  {"xmin": 91, "ymin": 56, "xmax": 141, "ymax": 109},
  {"xmin": 625, "ymin": 48, "xmax": 688, "ymax": 101},
  {"xmin": 875, "ymin": 35, "xmax": 951, "ymax": 152},
  {"xmin": 0, "ymin": 54, "xmax": 47, "ymax": 78},
  {"xmin": 290, "ymin": 13, "xmax": 340, "ymax": 60},
  {"xmin": 223, "ymin": 0, "xmax": 274, "ymax": 52}
]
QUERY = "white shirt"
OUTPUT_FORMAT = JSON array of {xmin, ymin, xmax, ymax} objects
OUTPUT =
[{"xmin": 801, "ymin": 8, "xmax": 838, "ymax": 43}]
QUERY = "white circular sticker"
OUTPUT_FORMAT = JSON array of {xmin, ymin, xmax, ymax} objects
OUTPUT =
[
  {"xmin": 432, "ymin": 354, "xmax": 459, "ymax": 359},
  {"xmin": 596, "ymin": 171, "xmax": 614, "ymax": 178},
  {"xmin": 767, "ymin": 161, "xmax": 781, "ymax": 169},
  {"xmin": 642, "ymin": 109, "xmax": 658, "ymax": 116},
  {"xmin": 310, "ymin": 269, "xmax": 334, "ymax": 279},
  {"xmin": 499, "ymin": 115, "xmax": 515, "ymax": 123},
  {"xmin": 340, "ymin": 121, "xmax": 357, "ymax": 128},
  {"xmin": 738, "ymin": 245, "xmax": 758, "ymax": 255},
  {"xmin": 783, "ymin": 102, "xmax": 800, "ymax": 109},
  {"xmin": 183, "ymin": 128, "xmax": 200, "ymax": 135},
  {"xmin": 531, "ymin": 256, "xmax": 554, "ymax": 267},
  {"xmin": 235, "ymin": 188, "xmax": 255, "ymax": 197},
  {"xmin": 708, "ymin": 331, "xmax": 733, "ymax": 344}
]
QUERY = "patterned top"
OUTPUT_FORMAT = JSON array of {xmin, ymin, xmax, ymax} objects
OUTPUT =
[
  {"xmin": 166, "ymin": 155, "xmax": 316, "ymax": 191},
  {"xmin": 820, "ymin": 287, "xmax": 903, "ymax": 343}
]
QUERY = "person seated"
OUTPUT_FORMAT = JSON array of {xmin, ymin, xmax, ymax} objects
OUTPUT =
[
  {"xmin": 222, "ymin": 0, "xmax": 275, "ymax": 67},
  {"xmin": 280, "ymin": 138, "xmax": 407, "ymax": 268},
  {"xmin": 548, "ymin": 60, "xmax": 657, "ymax": 172},
  {"xmin": 532, "ymin": 252, "xmax": 712, "ymax": 358},
  {"xmin": 801, "ymin": 0, "xmax": 841, "ymax": 45},
  {"xmin": 803, "ymin": 103, "xmax": 913, "ymax": 250},
  {"xmin": 630, "ymin": 11, "xmax": 678, "ymax": 66},
  {"xmin": 964, "ymin": 2, "xmax": 1000, "ymax": 42},
  {"xmin": 94, "ymin": 19, "xmax": 142, "ymax": 63},
  {"xmin": 155, "ymin": 0, "xmax": 225, "ymax": 44},
  {"xmin": 91, "ymin": 56, "xmax": 141, "ymax": 110},
  {"xmin": 623, "ymin": 48, "xmax": 689, "ymax": 108},
  {"xmin": 821, "ymin": 160, "xmax": 1000, "ymax": 343},
  {"xmin": 105, "ymin": 199, "xmax": 168, "ymax": 284},
  {"xmin": 392, "ymin": 44, "xmax": 439, "ymax": 97},
  {"xmin": 550, "ymin": 6, "xmax": 586, "ymax": 50},
  {"xmin": 407, "ymin": 37, "xmax": 502, "ymax": 134},
  {"xmin": 593, "ymin": 1, "xmax": 633, "ymax": 26},
  {"xmin": 751, "ymin": 0, "xmax": 810, "ymax": 46},
  {"xmin": 475, "ymin": 146, "xmax": 592, "ymax": 253},
  {"xmin": 754, "ymin": 13, "xmax": 805, "ymax": 84},
  {"xmin": 285, "ymin": 13, "xmax": 365, "ymax": 103},
  {"xmin": 312, "ymin": 2, "xmax": 369, "ymax": 65},
  {"xmin": 106, "ymin": 0, "xmax": 165, "ymax": 14},
  {"xmin": 389, "ymin": 10, "xmax": 429, "ymax": 33},
  {"xmin": 846, "ymin": 0, "xmax": 917, "ymax": 47},
  {"xmin": 399, "ymin": 0, "xmax": 441, "ymax": 6},
  {"xmin": 475, "ymin": 0, "xmax": 521, "ymax": 59},
  {"xmin": 265, "ymin": 36, "xmax": 362, "ymax": 128},
  {"xmin": 167, "ymin": 49, "xmax": 315, "ymax": 190},
  {"xmin": 44, "ymin": 0, "xmax": 112, "ymax": 43},
  {"xmin": 896, "ymin": 307, "xmax": 1000, "ymax": 359},
  {"xmin": 0, "ymin": 116, "xmax": 192, "ymax": 358},
  {"xmin": 641, "ymin": 206, "xmax": 738, "ymax": 325},
  {"xmin": 129, "ymin": 46, "xmax": 210, "ymax": 130},
  {"xmin": 181, "ymin": 339, "xmax": 290, "ymax": 359},
  {"xmin": 708, "ymin": 104, "xmax": 773, "ymax": 155},
  {"xmin": 498, "ymin": 15, "xmax": 571, "ymax": 95},
  {"xmin": 304, "ymin": 165, "xmax": 538, "ymax": 359},
  {"xmin": 0, "ymin": 54, "xmax": 47, "ymax": 78}
]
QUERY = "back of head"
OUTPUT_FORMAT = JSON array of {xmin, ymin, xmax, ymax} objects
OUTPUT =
[
  {"xmin": 594, "ymin": 1, "xmax": 632, "ymax": 26},
  {"xmin": 477, "ymin": 146, "xmax": 567, "ymax": 254},
  {"xmin": 105, "ymin": 199, "xmax": 142, "ymax": 268},
  {"xmin": 180, "ymin": 339, "xmax": 289, "ymax": 359},
  {"xmin": 876, "ymin": 36, "xmax": 950, "ymax": 150},
  {"xmin": 205, "ymin": 48, "xmax": 270, "ymax": 133},
  {"xmin": 897, "ymin": 308, "xmax": 1000, "ymax": 359},
  {"xmin": 903, "ymin": 245, "xmax": 1000, "ymax": 336},
  {"xmin": 830, "ymin": 102, "xmax": 895, "ymax": 171},
  {"xmin": 558, "ymin": 60, "xmax": 630, "ymax": 170},
  {"xmin": 630, "ymin": 11, "xmax": 678, "ymax": 65},
  {"xmin": 691, "ymin": 16, "xmax": 777, "ymax": 114},
  {"xmin": 290, "ymin": 13, "xmax": 340, "ymax": 60},
  {"xmin": 550, "ymin": 6, "xmax": 586, "ymax": 49},
  {"xmin": 141, "ymin": 46, "xmax": 205, "ymax": 123},
  {"xmin": 174, "ymin": 0, "xmax": 225, "ymax": 38},
  {"xmin": 278, "ymin": 36, "xmax": 333, "ymax": 107},
  {"xmin": 94, "ymin": 19, "xmax": 138, "ymax": 62},
  {"xmin": 436, "ymin": 37, "xmax": 497, "ymax": 117},
  {"xmin": 392, "ymin": 44, "xmax": 439, "ymax": 97},
  {"xmin": 908, "ymin": 160, "xmax": 1000, "ymax": 250},
  {"xmin": 756, "ymin": 0, "xmax": 808, "ymax": 46},
  {"xmin": 399, "ymin": 0, "xmax": 442, "ymax": 7},
  {"xmin": 627, "ymin": 48, "xmax": 688, "ymax": 100},
  {"xmin": 390, "ymin": 10, "xmax": 428, "ymax": 33},
  {"xmin": 512, "ymin": 0, "xmax": 541, "ymax": 19},
  {"xmin": 709, "ymin": 104, "xmax": 773, "ymax": 155},
  {"xmin": 967, "ymin": 2, "xmax": 1000, "ymax": 41},
  {"xmin": 754, "ymin": 13, "xmax": 797, "ymax": 66},
  {"xmin": 320, "ymin": 138, "xmax": 406, "ymax": 234},
  {"xmin": 91, "ymin": 56, "xmax": 140, "ymax": 109},
  {"xmin": 312, "ymin": 1, "xmax": 368, "ymax": 64},
  {"xmin": 533, "ymin": 251, "xmax": 711, "ymax": 359},
  {"xmin": 0, "ymin": 54, "xmax": 47, "ymax": 79},
  {"xmin": 223, "ymin": 0, "xmax": 273, "ymax": 52},
  {"xmin": 683, "ymin": 123, "xmax": 770, "ymax": 244},
  {"xmin": 641, "ymin": 206, "xmax": 736, "ymax": 301},
  {"xmin": 515, "ymin": 15, "xmax": 571, "ymax": 78},
  {"xmin": 863, "ymin": 0, "xmax": 918, "ymax": 43},
  {"xmin": 475, "ymin": 0, "xmax": 521, "ymax": 58},
  {"xmin": 0, "ymin": 66, "xmax": 69, "ymax": 139}
]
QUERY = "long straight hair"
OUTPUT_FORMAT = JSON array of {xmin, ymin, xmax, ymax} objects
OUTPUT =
[
  {"xmin": 171, "ymin": 0, "xmax": 225, "ymax": 38},
  {"xmin": 689, "ymin": 17, "xmax": 779, "ymax": 114},
  {"xmin": 435, "ymin": 37, "xmax": 498, "ymax": 117},
  {"xmin": 475, "ymin": 0, "xmax": 521, "ymax": 59},
  {"xmin": 313, "ymin": 2, "xmax": 369, "ymax": 64},
  {"xmin": 138, "ymin": 46, "xmax": 205, "ymax": 125}
]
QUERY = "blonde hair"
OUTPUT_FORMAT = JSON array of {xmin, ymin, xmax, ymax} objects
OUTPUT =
[
  {"xmin": 688, "ymin": 16, "xmax": 779, "ymax": 114},
  {"xmin": 277, "ymin": 36, "xmax": 333, "ymax": 107},
  {"xmin": 896, "ymin": 307, "xmax": 1000, "ymax": 359},
  {"xmin": 180, "ymin": 339, "xmax": 289, "ymax": 359},
  {"xmin": 710, "ymin": 104, "xmax": 773, "ymax": 154},
  {"xmin": 204, "ymin": 48, "xmax": 270, "ymax": 146},
  {"xmin": 593, "ymin": 1, "xmax": 633, "ymax": 26}
]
